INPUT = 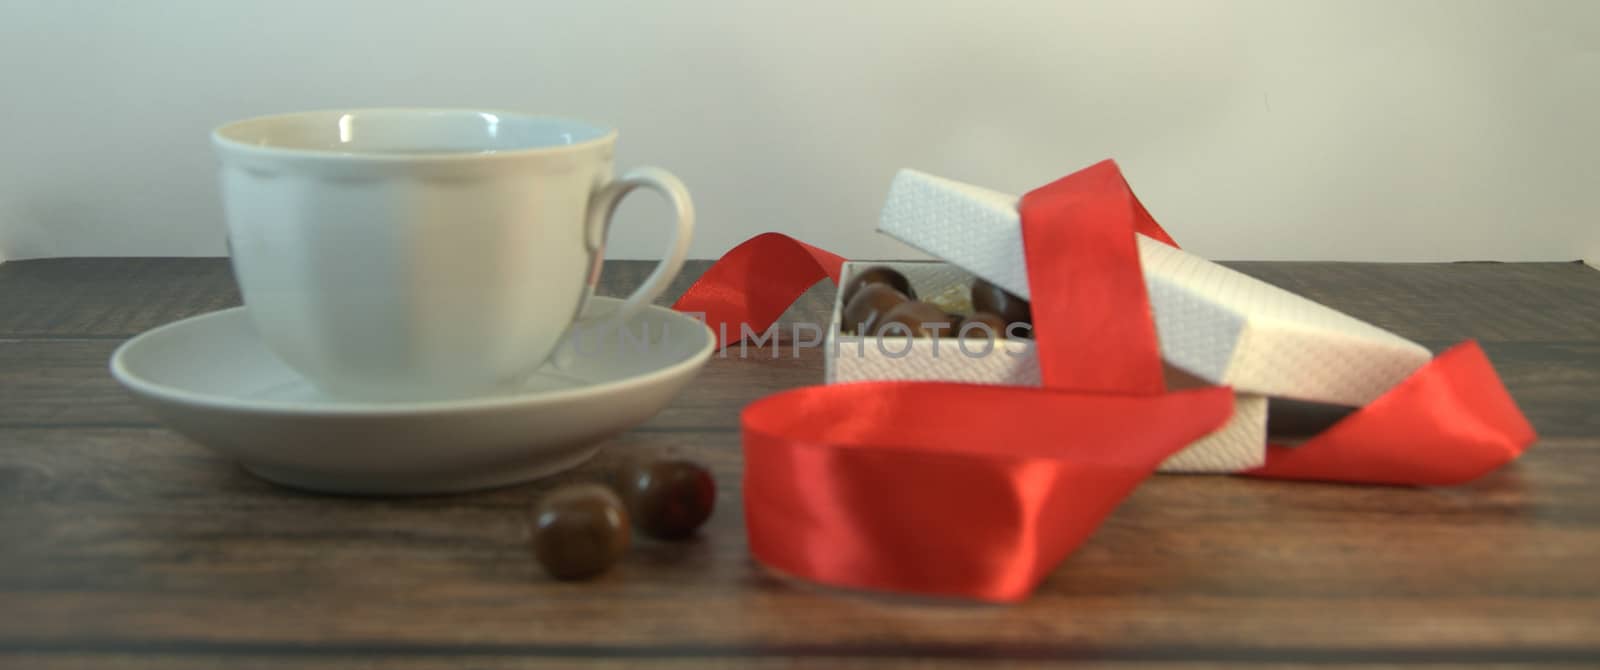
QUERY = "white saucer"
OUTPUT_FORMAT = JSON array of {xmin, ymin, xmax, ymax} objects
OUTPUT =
[{"xmin": 110, "ymin": 298, "xmax": 714, "ymax": 495}]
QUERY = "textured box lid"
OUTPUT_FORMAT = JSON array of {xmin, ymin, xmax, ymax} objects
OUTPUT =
[{"xmin": 878, "ymin": 169, "xmax": 1433, "ymax": 406}]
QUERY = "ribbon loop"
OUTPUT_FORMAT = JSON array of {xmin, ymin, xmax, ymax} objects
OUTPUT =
[
  {"xmin": 743, "ymin": 383, "xmax": 1233, "ymax": 601},
  {"xmin": 672, "ymin": 232, "xmax": 844, "ymax": 349},
  {"xmin": 1022, "ymin": 160, "xmax": 1168, "ymax": 394}
]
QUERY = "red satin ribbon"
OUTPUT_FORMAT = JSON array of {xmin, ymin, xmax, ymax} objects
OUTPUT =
[
  {"xmin": 673, "ymin": 232, "xmax": 845, "ymax": 348},
  {"xmin": 672, "ymin": 160, "xmax": 1536, "ymax": 601},
  {"xmin": 742, "ymin": 383, "xmax": 1231, "ymax": 601},
  {"xmin": 1249, "ymin": 341, "xmax": 1535, "ymax": 485},
  {"xmin": 1022, "ymin": 162, "xmax": 1171, "ymax": 394}
]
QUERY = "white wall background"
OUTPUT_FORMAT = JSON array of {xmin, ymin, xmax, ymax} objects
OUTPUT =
[{"xmin": 1, "ymin": 0, "xmax": 1595, "ymax": 263}]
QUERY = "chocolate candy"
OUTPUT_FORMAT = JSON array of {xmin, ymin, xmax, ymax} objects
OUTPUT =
[
  {"xmin": 842, "ymin": 283, "xmax": 910, "ymax": 335},
  {"xmin": 841, "ymin": 266, "xmax": 916, "ymax": 306},
  {"xmin": 971, "ymin": 278, "xmax": 1031, "ymax": 326},
  {"xmin": 875, "ymin": 300, "xmax": 956, "ymax": 338},
  {"xmin": 957, "ymin": 311, "xmax": 1009, "ymax": 339},
  {"xmin": 531, "ymin": 484, "xmax": 630, "ymax": 580},
  {"xmin": 616, "ymin": 459, "xmax": 716, "ymax": 540}
]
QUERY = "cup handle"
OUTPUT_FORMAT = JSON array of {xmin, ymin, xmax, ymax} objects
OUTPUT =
[{"xmin": 575, "ymin": 166, "xmax": 695, "ymax": 327}]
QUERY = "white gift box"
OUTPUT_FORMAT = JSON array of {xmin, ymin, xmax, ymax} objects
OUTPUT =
[
  {"xmin": 824, "ymin": 260, "xmax": 1270, "ymax": 473},
  {"xmin": 822, "ymin": 168, "xmax": 1435, "ymax": 473}
]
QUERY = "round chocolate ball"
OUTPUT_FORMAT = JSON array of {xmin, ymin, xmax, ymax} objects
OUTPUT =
[
  {"xmin": 971, "ymin": 278, "xmax": 1031, "ymax": 326},
  {"xmin": 841, "ymin": 266, "xmax": 916, "ymax": 306},
  {"xmin": 842, "ymin": 283, "xmax": 910, "ymax": 335},
  {"xmin": 531, "ymin": 484, "xmax": 630, "ymax": 580},
  {"xmin": 958, "ymin": 312, "xmax": 1009, "ymax": 339},
  {"xmin": 875, "ymin": 300, "xmax": 956, "ymax": 338},
  {"xmin": 616, "ymin": 459, "xmax": 716, "ymax": 540}
]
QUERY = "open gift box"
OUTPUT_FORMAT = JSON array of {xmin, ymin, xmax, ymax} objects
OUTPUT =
[
  {"xmin": 824, "ymin": 169, "xmax": 1436, "ymax": 473},
  {"xmin": 677, "ymin": 158, "xmax": 1535, "ymax": 601}
]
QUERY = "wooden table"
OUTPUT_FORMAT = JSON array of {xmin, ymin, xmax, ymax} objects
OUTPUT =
[{"xmin": 2, "ymin": 258, "xmax": 1598, "ymax": 668}]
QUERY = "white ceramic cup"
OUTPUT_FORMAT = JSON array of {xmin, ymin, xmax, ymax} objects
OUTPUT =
[{"xmin": 212, "ymin": 109, "xmax": 693, "ymax": 401}]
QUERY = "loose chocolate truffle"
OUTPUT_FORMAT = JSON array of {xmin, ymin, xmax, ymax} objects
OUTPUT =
[
  {"xmin": 958, "ymin": 312, "xmax": 1009, "ymax": 339},
  {"xmin": 616, "ymin": 459, "xmax": 716, "ymax": 540},
  {"xmin": 875, "ymin": 300, "xmax": 956, "ymax": 338},
  {"xmin": 841, "ymin": 266, "xmax": 916, "ymax": 306},
  {"xmin": 971, "ymin": 277, "xmax": 1031, "ymax": 326},
  {"xmin": 842, "ymin": 283, "xmax": 910, "ymax": 335},
  {"xmin": 531, "ymin": 484, "xmax": 630, "ymax": 580}
]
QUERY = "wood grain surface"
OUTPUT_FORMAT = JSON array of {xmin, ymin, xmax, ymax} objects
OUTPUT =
[{"xmin": 2, "ymin": 258, "xmax": 1598, "ymax": 668}]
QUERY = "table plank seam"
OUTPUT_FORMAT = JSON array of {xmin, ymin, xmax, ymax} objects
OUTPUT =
[{"xmin": 2, "ymin": 639, "xmax": 1598, "ymax": 664}]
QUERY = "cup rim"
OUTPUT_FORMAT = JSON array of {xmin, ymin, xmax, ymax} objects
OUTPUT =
[{"xmin": 212, "ymin": 108, "xmax": 619, "ymax": 162}]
